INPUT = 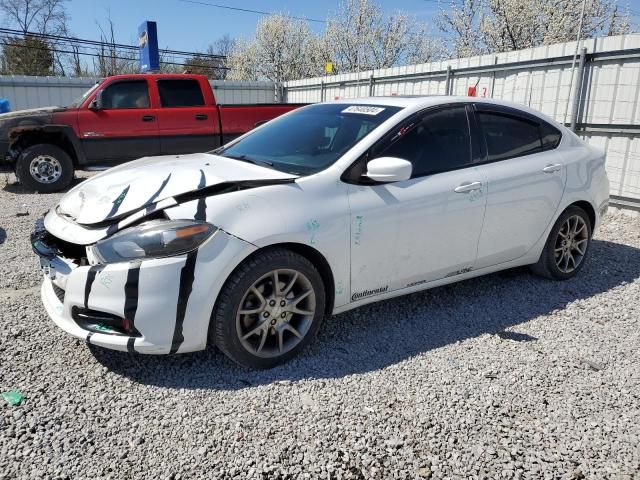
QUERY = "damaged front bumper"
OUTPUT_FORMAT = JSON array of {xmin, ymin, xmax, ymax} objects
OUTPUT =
[{"xmin": 32, "ymin": 215, "xmax": 257, "ymax": 354}]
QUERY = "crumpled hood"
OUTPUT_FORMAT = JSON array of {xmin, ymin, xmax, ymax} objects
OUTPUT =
[
  {"xmin": 0, "ymin": 106, "xmax": 65, "ymax": 122},
  {"xmin": 58, "ymin": 153, "xmax": 298, "ymax": 225}
]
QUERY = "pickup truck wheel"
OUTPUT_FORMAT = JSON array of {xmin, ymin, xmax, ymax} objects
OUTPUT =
[{"xmin": 15, "ymin": 144, "xmax": 74, "ymax": 193}]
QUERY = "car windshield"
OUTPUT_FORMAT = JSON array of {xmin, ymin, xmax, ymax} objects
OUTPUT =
[
  {"xmin": 68, "ymin": 80, "xmax": 103, "ymax": 107},
  {"xmin": 216, "ymin": 103, "xmax": 402, "ymax": 175}
]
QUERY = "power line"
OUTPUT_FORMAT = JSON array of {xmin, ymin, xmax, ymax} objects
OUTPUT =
[
  {"xmin": 0, "ymin": 27, "xmax": 226, "ymax": 60},
  {"xmin": 179, "ymin": 0, "xmax": 327, "ymax": 23},
  {"xmin": 0, "ymin": 36, "xmax": 229, "ymax": 70}
]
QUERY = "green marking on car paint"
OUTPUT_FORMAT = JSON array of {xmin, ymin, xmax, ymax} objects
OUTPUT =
[
  {"xmin": 113, "ymin": 190, "xmax": 128, "ymax": 206},
  {"xmin": 94, "ymin": 324, "xmax": 115, "ymax": 332},
  {"xmin": 99, "ymin": 272, "xmax": 113, "ymax": 289},
  {"xmin": 353, "ymin": 215, "xmax": 364, "ymax": 246},
  {"xmin": 306, "ymin": 219, "xmax": 320, "ymax": 244}
]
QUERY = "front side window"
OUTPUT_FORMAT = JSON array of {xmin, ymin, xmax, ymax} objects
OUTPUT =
[
  {"xmin": 478, "ymin": 112, "xmax": 542, "ymax": 161},
  {"xmin": 158, "ymin": 79, "xmax": 205, "ymax": 107},
  {"xmin": 376, "ymin": 106, "xmax": 472, "ymax": 178},
  {"xmin": 100, "ymin": 81, "xmax": 150, "ymax": 109},
  {"xmin": 217, "ymin": 103, "xmax": 402, "ymax": 175}
]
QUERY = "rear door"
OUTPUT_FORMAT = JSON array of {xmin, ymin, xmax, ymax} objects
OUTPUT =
[
  {"xmin": 77, "ymin": 78, "xmax": 160, "ymax": 164},
  {"xmin": 154, "ymin": 78, "xmax": 220, "ymax": 154},
  {"xmin": 347, "ymin": 104, "xmax": 488, "ymax": 298},
  {"xmin": 473, "ymin": 104, "xmax": 567, "ymax": 269}
]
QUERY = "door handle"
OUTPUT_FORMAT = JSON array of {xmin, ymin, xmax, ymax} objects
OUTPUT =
[
  {"xmin": 195, "ymin": 114, "xmax": 208, "ymax": 120},
  {"xmin": 454, "ymin": 181, "xmax": 483, "ymax": 193},
  {"xmin": 142, "ymin": 115, "xmax": 155, "ymax": 122},
  {"xmin": 542, "ymin": 163, "xmax": 562, "ymax": 173}
]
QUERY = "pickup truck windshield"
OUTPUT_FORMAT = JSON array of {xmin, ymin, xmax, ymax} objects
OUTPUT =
[
  {"xmin": 217, "ymin": 103, "xmax": 402, "ymax": 175},
  {"xmin": 68, "ymin": 80, "xmax": 103, "ymax": 107}
]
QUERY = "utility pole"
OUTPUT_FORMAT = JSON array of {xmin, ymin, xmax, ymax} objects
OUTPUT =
[{"xmin": 563, "ymin": 0, "xmax": 588, "ymax": 128}]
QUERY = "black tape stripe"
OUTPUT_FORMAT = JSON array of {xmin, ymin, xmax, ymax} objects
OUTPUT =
[
  {"xmin": 127, "ymin": 337, "xmax": 136, "ymax": 354},
  {"xmin": 195, "ymin": 169, "xmax": 207, "ymax": 221},
  {"xmin": 146, "ymin": 173, "xmax": 172, "ymax": 205},
  {"xmin": 123, "ymin": 262, "xmax": 141, "ymax": 328},
  {"xmin": 170, "ymin": 251, "xmax": 198, "ymax": 354},
  {"xmin": 105, "ymin": 185, "xmax": 130, "ymax": 219},
  {"xmin": 84, "ymin": 265, "xmax": 103, "ymax": 308},
  {"xmin": 86, "ymin": 332, "xmax": 93, "ymax": 344}
]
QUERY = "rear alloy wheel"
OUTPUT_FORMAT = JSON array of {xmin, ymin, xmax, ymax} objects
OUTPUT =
[
  {"xmin": 212, "ymin": 248, "xmax": 325, "ymax": 368},
  {"xmin": 554, "ymin": 215, "xmax": 589, "ymax": 274},
  {"xmin": 531, "ymin": 206, "xmax": 592, "ymax": 280},
  {"xmin": 15, "ymin": 144, "xmax": 74, "ymax": 193}
]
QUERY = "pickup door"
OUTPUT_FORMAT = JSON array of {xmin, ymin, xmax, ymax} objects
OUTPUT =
[
  {"xmin": 76, "ymin": 78, "xmax": 161, "ymax": 164},
  {"xmin": 153, "ymin": 77, "xmax": 220, "ymax": 155}
]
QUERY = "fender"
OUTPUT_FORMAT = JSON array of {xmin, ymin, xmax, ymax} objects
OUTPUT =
[{"xmin": 8, "ymin": 124, "xmax": 87, "ymax": 165}]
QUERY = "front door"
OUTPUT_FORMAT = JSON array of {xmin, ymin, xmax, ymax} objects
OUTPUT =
[
  {"xmin": 347, "ymin": 105, "xmax": 488, "ymax": 301},
  {"xmin": 78, "ymin": 79, "xmax": 160, "ymax": 165}
]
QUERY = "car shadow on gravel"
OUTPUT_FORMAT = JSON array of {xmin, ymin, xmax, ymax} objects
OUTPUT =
[{"xmin": 90, "ymin": 239, "xmax": 640, "ymax": 390}]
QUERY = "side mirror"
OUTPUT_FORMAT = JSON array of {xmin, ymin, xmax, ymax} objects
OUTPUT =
[
  {"xmin": 89, "ymin": 90, "xmax": 103, "ymax": 110},
  {"xmin": 365, "ymin": 157, "xmax": 412, "ymax": 183}
]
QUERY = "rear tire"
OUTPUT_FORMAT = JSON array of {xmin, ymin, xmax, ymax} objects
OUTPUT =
[
  {"xmin": 15, "ymin": 144, "xmax": 74, "ymax": 193},
  {"xmin": 530, "ymin": 206, "xmax": 592, "ymax": 280},
  {"xmin": 211, "ymin": 248, "xmax": 326, "ymax": 369}
]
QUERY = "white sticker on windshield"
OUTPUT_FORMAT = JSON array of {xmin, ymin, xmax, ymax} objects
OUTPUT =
[{"xmin": 341, "ymin": 105, "xmax": 386, "ymax": 115}]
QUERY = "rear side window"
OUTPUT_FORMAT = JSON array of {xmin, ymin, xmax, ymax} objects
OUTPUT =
[
  {"xmin": 377, "ymin": 106, "xmax": 472, "ymax": 177},
  {"xmin": 477, "ymin": 112, "xmax": 542, "ymax": 161},
  {"xmin": 540, "ymin": 122, "xmax": 562, "ymax": 149},
  {"xmin": 158, "ymin": 79, "xmax": 205, "ymax": 107},
  {"xmin": 101, "ymin": 80, "xmax": 149, "ymax": 109}
]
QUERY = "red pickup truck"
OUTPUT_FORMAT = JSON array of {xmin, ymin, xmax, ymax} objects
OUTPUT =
[{"xmin": 0, "ymin": 74, "xmax": 302, "ymax": 192}]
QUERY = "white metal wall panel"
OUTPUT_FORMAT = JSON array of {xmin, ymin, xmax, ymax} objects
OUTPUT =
[
  {"xmin": 209, "ymin": 80, "xmax": 276, "ymax": 104},
  {"xmin": 0, "ymin": 76, "xmax": 96, "ymax": 110},
  {"xmin": 283, "ymin": 33, "xmax": 640, "ymax": 201},
  {"xmin": 0, "ymin": 76, "xmax": 278, "ymax": 110}
]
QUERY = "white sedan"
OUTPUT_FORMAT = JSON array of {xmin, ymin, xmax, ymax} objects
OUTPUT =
[{"xmin": 32, "ymin": 97, "xmax": 610, "ymax": 368}]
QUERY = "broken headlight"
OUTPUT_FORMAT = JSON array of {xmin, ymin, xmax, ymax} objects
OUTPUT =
[{"xmin": 91, "ymin": 220, "xmax": 217, "ymax": 264}]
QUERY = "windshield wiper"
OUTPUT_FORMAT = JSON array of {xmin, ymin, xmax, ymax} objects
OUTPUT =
[{"xmin": 224, "ymin": 154, "xmax": 274, "ymax": 168}]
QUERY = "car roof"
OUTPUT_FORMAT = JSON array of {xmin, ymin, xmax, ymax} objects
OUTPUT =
[{"xmin": 328, "ymin": 95, "xmax": 564, "ymax": 129}]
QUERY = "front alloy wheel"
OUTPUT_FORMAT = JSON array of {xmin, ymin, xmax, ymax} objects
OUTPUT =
[
  {"xmin": 236, "ymin": 269, "xmax": 316, "ymax": 358},
  {"xmin": 212, "ymin": 248, "xmax": 325, "ymax": 368}
]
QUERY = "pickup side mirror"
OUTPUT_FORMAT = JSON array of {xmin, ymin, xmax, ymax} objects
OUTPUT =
[
  {"xmin": 89, "ymin": 90, "xmax": 103, "ymax": 110},
  {"xmin": 365, "ymin": 157, "xmax": 412, "ymax": 183}
]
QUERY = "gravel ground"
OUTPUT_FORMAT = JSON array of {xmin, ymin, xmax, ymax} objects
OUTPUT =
[{"xmin": 1, "ymin": 171, "xmax": 639, "ymax": 480}]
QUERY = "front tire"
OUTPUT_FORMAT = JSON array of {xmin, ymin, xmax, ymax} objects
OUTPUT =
[
  {"xmin": 211, "ymin": 248, "xmax": 326, "ymax": 369},
  {"xmin": 530, "ymin": 206, "xmax": 592, "ymax": 280},
  {"xmin": 15, "ymin": 144, "xmax": 74, "ymax": 193}
]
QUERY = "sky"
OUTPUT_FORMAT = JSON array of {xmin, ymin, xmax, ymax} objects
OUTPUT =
[
  {"xmin": 65, "ymin": 0, "xmax": 449, "ymax": 52},
  {"xmin": 65, "ymin": 0, "xmax": 640, "ymax": 54}
]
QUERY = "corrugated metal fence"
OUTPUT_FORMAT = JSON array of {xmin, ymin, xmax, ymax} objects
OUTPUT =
[
  {"xmin": 284, "ymin": 34, "xmax": 640, "ymax": 207},
  {"xmin": 0, "ymin": 76, "xmax": 277, "ymax": 109}
]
